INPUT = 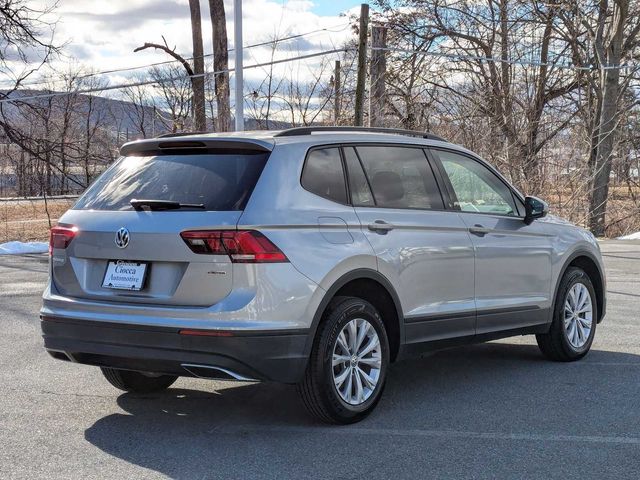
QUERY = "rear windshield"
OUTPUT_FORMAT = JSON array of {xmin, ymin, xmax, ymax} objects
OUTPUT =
[{"xmin": 74, "ymin": 152, "xmax": 269, "ymax": 211}]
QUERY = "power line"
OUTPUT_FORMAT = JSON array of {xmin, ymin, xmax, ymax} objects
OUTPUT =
[
  {"xmin": 9, "ymin": 39, "xmax": 632, "ymax": 106},
  {"xmin": 0, "ymin": 48, "xmax": 351, "ymax": 104},
  {"xmin": 372, "ymin": 46, "xmax": 636, "ymax": 71},
  {"xmin": 1, "ymin": 23, "xmax": 351, "ymax": 89}
]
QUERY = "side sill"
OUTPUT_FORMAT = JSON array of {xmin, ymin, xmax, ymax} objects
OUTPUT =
[{"xmin": 399, "ymin": 323, "xmax": 550, "ymax": 359}]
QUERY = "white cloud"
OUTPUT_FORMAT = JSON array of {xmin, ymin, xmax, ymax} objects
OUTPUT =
[
  {"xmin": 27, "ymin": 0, "xmax": 356, "ymax": 86},
  {"xmin": 0, "ymin": 0, "xmax": 361, "ymax": 125}
]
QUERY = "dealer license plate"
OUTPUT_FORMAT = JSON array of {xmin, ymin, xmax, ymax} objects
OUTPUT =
[{"xmin": 102, "ymin": 260, "xmax": 148, "ymax": 291}]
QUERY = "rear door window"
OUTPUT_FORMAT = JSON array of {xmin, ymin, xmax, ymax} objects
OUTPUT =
[
  {"xmin": 74, "ymin": 152, "xmax": 269, "ymax": 211},
  {"xmin": 354, "ymin": 146, "xmax": 444, "ymax": 210},
  {"xmin": 301, "ymin": 148, "xmax": 348, "ymax": 204}
]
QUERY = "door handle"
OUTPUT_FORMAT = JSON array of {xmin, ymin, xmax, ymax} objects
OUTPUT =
[
  {"xmin": 469, "ymin": 225, "xmax": 491, "ymax": 236},
  {"xmin": 368, "ymin": 220, "xmax": 395, "ymax": 233}
]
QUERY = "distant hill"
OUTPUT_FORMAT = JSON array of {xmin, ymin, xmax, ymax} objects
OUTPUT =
[{"xmin": 0, "ymin": 89, "xmax": 293, "ymax": 139}]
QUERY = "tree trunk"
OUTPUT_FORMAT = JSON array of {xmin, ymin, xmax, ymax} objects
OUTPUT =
[
  {"xmin": 208, "ymin": 0, "xmax": 231, "ymax": 132},
  {"xmin": 589, "ymin": 69, "xmax": 622, "ymax": 236},
  {"xmin": 333, "ymin": 60, "xmax": 341, "ymax": 125},
  {"xmin": 588, "ymin": 0, "xmax": 628, "ymax": 236},
  {"xmin": 369, "ymin": 26, "xmax": 387, "ymax": 127},
  {"xmin": 354, "ymin": 3, "xmax": 370, "ymax": 126},
  {"xmin": 189, "ymin": 0, "xmax": 207, "ymax": 132}
]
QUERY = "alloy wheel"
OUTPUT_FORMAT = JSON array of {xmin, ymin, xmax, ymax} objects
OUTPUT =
[
  {"xmin": 331, "ymin": 318, "xmax": 382, "ymax": 406},
  {"xmin": 564, "ymin": 282, "xmax": 593, "ymax": 349}
]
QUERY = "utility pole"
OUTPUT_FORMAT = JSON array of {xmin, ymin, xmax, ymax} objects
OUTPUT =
[
  {"xmin": 354, "ymin": 3, "xmax": 369, "ymax": 126},
  {"xmin": 369, "ymin": 25, "xmax": 387, "ymax": 127},
  {"xmin": 234, "ymin": 0, "xmax": 244, "ymax": 131},
  {"xmin": 334, "ymin": 60, "xmax": 341, "ymax": 125}
]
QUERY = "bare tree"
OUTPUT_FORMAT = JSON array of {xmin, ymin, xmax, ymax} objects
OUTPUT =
[
  {"xmin": 188, "ymin": 0, "xmax": 207, "ymax": 131},
  {"xmin": 1, "ymin": 69, "xmax": 118, "ymax": 196},
  {"xmin": 122, "ymin": 78, "xmax": 158, "ymax": 138},
  {"xmin": 582, "ymin": 0, "xmax": 639, "ymax": 235},
  {"xmin": 378, "ymin": 0, "xmax": 584, "ymax": 192},
  {"xmin": 381, "ymin": 21, "xmax": 438, "ymax": 131},
  {"xmin": 277, "ymin": 58, "xmax": 334, "ymax": 126},
  {"xmin": 0, "ymin": 0, "xmax": 61, "ymax": 196},
  {"xmin": 0, "ymin": 0, "xmax": 60, "ymax": 94},
  {"xmin": 149, "ymin": 65, "xmax": 194, "ymax": 133},
  {"xmin": 208, "ymin": 0, "xmax": 231, "ymax": 131},
  {"xmin": 133, "ymin": 37, "xmax": 201, "ymax": 132},
  {"xmin": 245, "ymin": 33, "xmax": 286, "ymax": 129}
]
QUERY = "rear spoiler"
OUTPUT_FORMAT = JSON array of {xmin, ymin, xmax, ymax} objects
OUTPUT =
[{"xmin": 120, "ymin": 137, "xmax": 274, "ymax": 156}]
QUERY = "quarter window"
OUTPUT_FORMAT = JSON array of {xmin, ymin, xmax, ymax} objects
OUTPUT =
[
  {"xmin": 343, "ymin": 147, "xmax": 374, "ymax": 206},
  {"xmin": 355, "ymin": 146, "xmax": 443, "ymax": 210},
  {"xmin": 433, "ymin": 150, "xmax": 517, "ymax": 216},
  {"xmin": 301, "ymin": 148, "xmax": 348, "ymax": 204}
]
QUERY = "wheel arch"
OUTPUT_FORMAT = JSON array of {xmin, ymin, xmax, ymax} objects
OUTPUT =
[
  {"xmin": 554, "ymin": 250, "xmax": 606, "ymax": 324},
  {"xmin": 304, "ymin": 269, "xmax": 404, "ymax": 362}
]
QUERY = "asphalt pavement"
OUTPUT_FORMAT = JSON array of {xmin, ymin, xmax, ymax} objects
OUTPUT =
[{"xmin": 1, "ymin": 241, "xmax": 639, "ymax": 479}]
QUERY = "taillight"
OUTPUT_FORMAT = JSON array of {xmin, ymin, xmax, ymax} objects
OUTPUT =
[
  {"xmin": 180, "ymin": 230, "xmax": 288, "ymax": 263},
  {"xmin": 49, "ymin": 226, "xmax": 78, "ymax": 255}
]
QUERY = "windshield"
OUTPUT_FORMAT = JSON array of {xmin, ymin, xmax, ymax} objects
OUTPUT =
[{"xmin": 74, "ymin": 152, "xmax": 269, "ymax": 211}]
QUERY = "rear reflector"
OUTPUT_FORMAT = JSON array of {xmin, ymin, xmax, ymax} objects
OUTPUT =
[
  {"xmin": 180, "ymin": 230, "xmax": 288, "ymax": 263},
  {"xmin": 49, "ymin": 226, "xmax": 78, "ymax": 255},
  {"xmin": 179, "ymin": 329, "xmax": 234, "ymax": 337}
]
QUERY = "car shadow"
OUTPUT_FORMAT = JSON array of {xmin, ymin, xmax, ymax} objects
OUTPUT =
[{"xmin": 84, "ymin": 342, "xmax": 640, "ymax": 479}]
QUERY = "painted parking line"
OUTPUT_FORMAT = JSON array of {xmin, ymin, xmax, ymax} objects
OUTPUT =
[{"xmin": 217, "ymin": 425, "xmax": 640, "ymax": 445}]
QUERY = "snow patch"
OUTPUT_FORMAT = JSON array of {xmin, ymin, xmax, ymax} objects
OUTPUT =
[
  {"xmin": 617, "ymin": 232, "xmax": 640, "ymax": 240},
  {"xmin": 0, "ymin": 241, "xmax": 49, "ymax": 255}
]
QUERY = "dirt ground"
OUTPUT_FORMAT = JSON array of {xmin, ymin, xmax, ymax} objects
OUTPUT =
[{"xmin": 0, "ymin": 199, "xmax": 76, "ymax": 242}]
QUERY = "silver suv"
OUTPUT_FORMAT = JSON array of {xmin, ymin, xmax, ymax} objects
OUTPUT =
[{"xmin": 41, "ymin": 127, "xmax": 606, "ymax": 424}]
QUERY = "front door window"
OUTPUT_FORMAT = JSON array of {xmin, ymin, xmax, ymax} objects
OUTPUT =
[{"xmin": 434, "ymin": 150, "xmax": 518, "ymax": 216}]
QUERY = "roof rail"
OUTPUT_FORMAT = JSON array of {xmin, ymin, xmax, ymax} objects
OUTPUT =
[{"xmin": 273, "ymin": 126, "xmax": 447, "ymax": 142}]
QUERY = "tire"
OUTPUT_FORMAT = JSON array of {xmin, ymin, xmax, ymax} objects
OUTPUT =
[
  {"xmin": 297, "ymin": 296, "xmax": 390, "ymax": 424},
  {"xmin": 101, "ymin": 367, "xmax": 178, "ymax": 393},
  {"xmin": 536, "ymin": 267, "xmax": 597, "ymax": 362}
]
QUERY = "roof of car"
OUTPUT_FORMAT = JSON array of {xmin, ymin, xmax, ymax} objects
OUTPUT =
[
  {"xmin": 119, "ymin": 127, "xmax": 454, "ymax": 156},
  {"xmin": 156, "ymin": 127, "xmax": 447, "ymax": 142}
]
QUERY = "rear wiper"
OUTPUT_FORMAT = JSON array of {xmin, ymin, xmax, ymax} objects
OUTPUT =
[{"xmin": 130, "ymin": 199, "xmax": 206, "ymax": 211}]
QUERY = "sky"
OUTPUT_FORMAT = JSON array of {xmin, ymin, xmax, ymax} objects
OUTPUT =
[{"xmin": 14, "ymin": 0, "xmax": 363, "ymax": 89}]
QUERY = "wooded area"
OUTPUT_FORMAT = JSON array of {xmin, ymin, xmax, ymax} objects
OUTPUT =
[{"xmin": 0, "ymin": 0, "xmax": 638, "ymax": 238}]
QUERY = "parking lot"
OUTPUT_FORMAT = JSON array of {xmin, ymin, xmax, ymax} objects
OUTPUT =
[{"xmin": 1, "ymin": 240, "xmax": 639, "ymax": 479}]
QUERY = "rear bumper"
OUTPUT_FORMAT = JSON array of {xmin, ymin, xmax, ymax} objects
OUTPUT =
[{"xmin": 41, "ymin": 316, "xmax": 309, "ymax": 384}]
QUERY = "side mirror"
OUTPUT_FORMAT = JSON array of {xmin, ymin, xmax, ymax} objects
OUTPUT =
[{"xmin": 524, "ymin": 196, "xmax": 548, "ymax": 225}]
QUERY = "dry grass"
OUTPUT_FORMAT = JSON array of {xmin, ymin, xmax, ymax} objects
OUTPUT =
[
  {"xmin": 0, "ymin": 199, "xmax": 75, "ymax": 242},
  {"xmin": 543, "ymin": 185, "xmax": 640, "ymax": 238},
  {"xmin": 0, "ymin": 190, "xmax": 638, "ymax": 243}
]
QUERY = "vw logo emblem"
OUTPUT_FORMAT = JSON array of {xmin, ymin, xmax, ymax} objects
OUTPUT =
[{"xmin": 115, "ymin": 227, "xmax": 130, "ymax": 249}]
